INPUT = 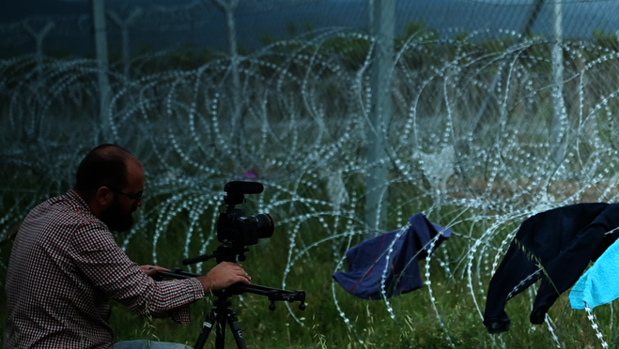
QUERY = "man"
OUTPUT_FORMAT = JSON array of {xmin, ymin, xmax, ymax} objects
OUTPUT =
[{"xmin": 4, "ymin": 144, "xmax": 251, "ymax": 348}]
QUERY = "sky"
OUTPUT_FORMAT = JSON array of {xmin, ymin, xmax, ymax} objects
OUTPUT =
[{"xmin": 1, "ymin": 0, "xmax": 618, "ymax": 57}]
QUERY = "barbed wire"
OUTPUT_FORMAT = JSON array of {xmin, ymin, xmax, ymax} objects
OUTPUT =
[{"xmin": 3, "ymin": 28, "xmax": 619, "ymax": 345}]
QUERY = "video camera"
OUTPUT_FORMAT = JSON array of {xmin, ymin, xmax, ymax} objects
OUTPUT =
[
  {"xmin": 181, "ymin": 181, "xmax": 274, "ymax": 265},
  {"xmin": 217, "ymin": 181, "xmax": 274, "ymax": 246},
  {"xmin": 158, "ymin": 181, "xmax": 306, "ymax": 349}
]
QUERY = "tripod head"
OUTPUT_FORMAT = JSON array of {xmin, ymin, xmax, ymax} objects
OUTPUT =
[
  {"xmin": 158, "ymin": 266, "xmax": 305, "ymax": 349},
  {"xmin": 158, "ymin": 268, "xmax": 306, "ymax": 311}
]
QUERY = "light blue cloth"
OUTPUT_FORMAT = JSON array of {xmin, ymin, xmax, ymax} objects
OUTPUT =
[
  {"xmin": 569, "ymin": 238, "xmax": 619, "ymax": 310},
  {"xmin": 109, "ymin": 340, "xmax": 192, "ymax": 349}
]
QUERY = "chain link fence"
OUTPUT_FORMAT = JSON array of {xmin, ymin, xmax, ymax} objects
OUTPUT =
[{"xmin": 3, "ymin": 0, "xmax": 619, "ymax": 347}]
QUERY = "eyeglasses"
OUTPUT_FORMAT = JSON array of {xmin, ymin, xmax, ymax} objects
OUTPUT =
[{"xmin": 107, "ymin": 186, "xmax": 144, "ymax": 204}]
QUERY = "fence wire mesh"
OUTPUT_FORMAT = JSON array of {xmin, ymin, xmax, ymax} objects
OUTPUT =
[{"xmin": 3, "ymin": 0, "xmax": 619, "ymax": 347}]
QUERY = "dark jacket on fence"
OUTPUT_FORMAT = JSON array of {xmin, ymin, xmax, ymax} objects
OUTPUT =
[{"xmin": 483, "ymin": 203, "xmax": 619, "ymax": 334}]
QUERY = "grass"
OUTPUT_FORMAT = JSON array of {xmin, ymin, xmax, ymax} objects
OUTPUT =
[
  {"xmin": 1, "ymin": 175, "xmax": 617, "ymax": 349},
  {"xmin": 2, "ymin": 154, "xmax": 619, "ymax": 349},
  {"xmin": 5, "ymin": 33, "xmax": 619, "ymax": 348}
]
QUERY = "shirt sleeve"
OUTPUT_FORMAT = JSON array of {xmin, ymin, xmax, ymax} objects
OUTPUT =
[{"xmin": 70, "ymin": 221, "xmax": 205, "ymax": 324}]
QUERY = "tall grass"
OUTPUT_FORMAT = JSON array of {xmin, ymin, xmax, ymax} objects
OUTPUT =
[{"xmin": 4, "ymin": 29, "xmax": 619, "ymax": 348}]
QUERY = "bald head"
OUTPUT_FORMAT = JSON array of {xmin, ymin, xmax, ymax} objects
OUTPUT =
[{"xmin": 74, "ymin": 144, "xmax": 141, "ymax": 199}]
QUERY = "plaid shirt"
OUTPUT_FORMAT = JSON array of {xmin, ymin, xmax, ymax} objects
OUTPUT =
[{"xmin": 4, "ymin": 190, "xmax": 205, "ymax": 349}]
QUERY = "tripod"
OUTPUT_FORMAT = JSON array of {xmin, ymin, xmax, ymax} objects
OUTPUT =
[
  {"xmin": 159, "ymin": 269, "xmax": 306, "ymax": 349},
  {"xmin": 158, "ymin": 181, "xmax": 306, "ymax": 347}
]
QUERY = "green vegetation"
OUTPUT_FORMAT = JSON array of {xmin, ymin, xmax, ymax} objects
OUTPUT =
[
  {"xmin": 0, "ymin": 179, "xmax": 615, "ymax": 348},
  {"xmin": 4, "ymin": 22, "xmax": 619, "ymax": 349}
]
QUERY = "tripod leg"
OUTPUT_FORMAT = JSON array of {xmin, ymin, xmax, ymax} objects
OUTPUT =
[
  {"xmin": 194, "ymin": 309, "xmax": 216, "ymax": 349},
  {"xmin": 226, "ymin": 308, "xmax": 248, "ymax": 349},
  {"xmin": 215, "ymin": 305, "xmax": 228, "ymax": 349}
]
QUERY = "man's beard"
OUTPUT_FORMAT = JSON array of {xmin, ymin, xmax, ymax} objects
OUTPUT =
[{"xmin": 100, "ymin": 198, "xmax": 134, "ymax": 232}]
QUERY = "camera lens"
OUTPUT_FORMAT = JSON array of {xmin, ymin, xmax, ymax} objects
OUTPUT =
[{"xmin": 253, "ymin": 213, "xmax": 274, "ymax": 239}]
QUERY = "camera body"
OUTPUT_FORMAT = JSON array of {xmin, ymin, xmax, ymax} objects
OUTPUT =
[{"xmin": 216, "ymin": 181, "xmax": 274, "ymax": 246}]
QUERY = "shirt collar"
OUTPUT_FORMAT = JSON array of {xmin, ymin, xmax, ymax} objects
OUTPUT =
[{"xmin": 65, "ymin": 189, "xmax": 93, "ymax": 214}]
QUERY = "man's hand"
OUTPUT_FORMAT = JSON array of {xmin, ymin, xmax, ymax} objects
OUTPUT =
[
  {"xmin": 140, "ymin": 265, "xmax": 170, "ymax": 277},
  {"xmin": 197, "ymin": 261, "xmax": 251, "ymax": 294}
]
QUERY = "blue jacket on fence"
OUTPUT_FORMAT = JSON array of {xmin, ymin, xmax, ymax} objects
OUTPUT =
[
  {"xmin": 332, "ymin": 213, "xmax": 451, "ymax": 300},
  {"xmin": 570, "ymin": 235, "xmax": 619, "ymax": 310}
]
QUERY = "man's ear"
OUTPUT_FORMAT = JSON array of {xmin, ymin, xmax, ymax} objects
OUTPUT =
[{"xmin": 95, "ymin": 186, "xmax": 114, "ymax": 207}]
